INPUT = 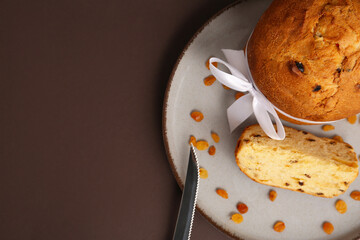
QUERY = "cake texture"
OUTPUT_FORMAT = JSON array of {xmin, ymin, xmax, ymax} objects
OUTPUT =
[
  {"xmin": 235, "ymin": 125, "xmax": 359, "ymax": 198},
  {"xmin": 247, "ymin": 0, "xmax": 360, "ymax": 121}
]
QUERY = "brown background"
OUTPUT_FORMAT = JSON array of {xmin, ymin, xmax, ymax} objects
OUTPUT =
[{"xmin": 0, "ymin": 0, "xmax": 235, "ymax": 239}]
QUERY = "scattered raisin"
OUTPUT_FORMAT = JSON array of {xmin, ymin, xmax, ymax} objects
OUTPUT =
[
  {"xmin": 189, "ymin": 136, "xmax": 196, "ymax": 146},
  {"xmin": 336, "ymin": 68, "xmax": 341, "ymax": 73},
  {"xmin": 323, "ymin": 222, "xmax": 334, "ymax": 235},
  {"xmin": 335, "ymin": 200, "xmax": 347, "ymax": 214},
  {"xmin": 329, "ymin": 141, "xmax": 336, "ymax": 145},
  {"xmin": 299, "ymin": 181, "xmax": 304, "ymax": 186},
  {"xmin": 236, "ymin": 203, "xmax": 248, "ymax": 214},
  {"xmin": 222, "ymin": 84, "xmax": 231, "ymax": 90},
  {"xmin": 306, "ymin": 138, "xmax": 316, "ymax": 142},
  {"xmin": 316, "ymin": 192, "xmax": 324, "ymax": 196},
  {"xmin": 253, "ymin": 134, "xmax": 261, "ymax": 137},
  {"xmin": 216, "ymin": 189, "xmax": 228, "ymax": 199},
  {"xmin": 199, "ymin": 168, "xmax": 208, "ymax": 179},
  {"xmin": 305, "ymin": 174, "xmax": 311, "ymax": 178},
  {"xmin": 295, "ymin": 61, "xmax": 304, "ymax": 72},
  {"xmin": 285, "ymin": 183, "xmax": 290, "ymax": 186},
  {"xmin": 350, "ymin": 190, "xmax": 360, "ymax": 200},
  {"xmin": 332, "ymin": 135, "xmax": 343, "ymax": 142},
  {"xmin": 195, "ymin": 140, "xmax": 209, "ymax": 150},
  {"xmin": 313, "ymin": 85, "xmax": 321, "ymax": 92},
  {"xmin": 322, "ymin": 125, "xmax": 335, "ymax": 131},
  {"xmin": 290, "ymin": 160, "xmax": 298, "ymax": 163},
  {"xmin": 269, "ymin": 190, "xmax": 277, "ymax": 201},
  {"xmin": 231, "ymin": 213, "xmax": 243, "ymax": 224},
  {"xmin": 298, "ymin": 189, "xmax": 304, "ymax": 192},
  {"xmin": 208, "ymin": 146, "xmax": 216, "ymax": 155},
  {"xmin": 302, "ymin": 131, "xmax": 308, "ymax": 135},
  {"xmin": 206, "ymin": 58, "xmax": 217, "ymax": 70},
  {"xmin": 190, "ymin": 111, "xmax": 204, "ymax": 122},
  {"xmin": 347, "ymin": 115, "xmax": 357, "ymax": 124},
  {"xmin": 203, "ymin": 75, "xmax": 216, "ymax": 86},
  {"xmin": 344, "ymin": 182, "xmax": 349, "ymax": 186},
  {"xmin": 235, "ymin": 92, "xmax": 244, "ymax": 100},
  {"xmin": 273, "ymin": 221, "xmax": 285, "ymax": 232},
  {"xmin": 211, "ymin": 132, "xmax": 220, "ymax": 143},
  {"xmin": 339, "ymin": 189, "xmax": 345, "ymax": 192},
  {"xmin": 243, "ymin": 139, "xmax": 250, "ymax": 143}
]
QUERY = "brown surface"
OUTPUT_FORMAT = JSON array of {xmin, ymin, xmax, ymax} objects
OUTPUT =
[
  {"xmin": 248, "ymin": 0, "xmax": 360, "ymax": 121},
  {"xmin": 0, "ymin": 0, "xmax": 234, "ymax": 239}
]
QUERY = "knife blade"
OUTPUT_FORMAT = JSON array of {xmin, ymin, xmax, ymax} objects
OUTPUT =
[{"xmin": 173, "ymin": 145, "xmax": 200, "ymax": 240}]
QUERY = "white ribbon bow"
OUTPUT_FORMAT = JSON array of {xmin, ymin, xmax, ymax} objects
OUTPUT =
[{"xmin": 209, "ymin": 49, "xmax": 285, "ymax": 140}]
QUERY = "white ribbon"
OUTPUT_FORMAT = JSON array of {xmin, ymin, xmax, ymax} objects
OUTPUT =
[{"xmin": 209, "ymin": 49, "xmax": 286, "ymax": 140}]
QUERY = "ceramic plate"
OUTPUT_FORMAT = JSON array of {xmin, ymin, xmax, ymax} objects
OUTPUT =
[{"xmin": 163, "ymin": 0, "xmax": 360, "ymax": 239}]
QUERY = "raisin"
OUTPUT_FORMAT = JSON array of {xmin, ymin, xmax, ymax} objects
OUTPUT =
[
  {"xmin": 305, "ymin": 174, "xmax": 311, "ymax": 178},
  {"xmin": 302, "ymin": 131, "xmax": 308, "ymax": 135},
  {"xmin": 298, "ymin": 189, "xmax": 304, "ymax": 192},
  {"xmin": 336, "ymin": 68, "xmax": 341, "ymax": 73},
  {"xmin": 332, "ymin": 135, "xmax": 343, "ymax": 142},
  {"xmin": 273, "ymin": 221, "xmax": 285, "ymax": 232},
  {"xmin": 316, "ymin": 192, "xmax": 324, "ymax": 196},
  {"xmin": 313, "ymin": 85, "xmax": 321, "ymax": 92},
  {"xmin": 285, "ymin": 183, "xmax": 290, "ymax": 186},
  {"xmin": 350, "ymin": 190, "xmax": 360, "ymax": 200},
  {"xmin": 199, "ymin": 168, "xmax": 208, "ymax": 179},
  {"xmin": 208, "ymin": 146, "xmax": 216, "ymax": 155},
  {"xmin": 203, "ymin": 75, "xmax": 216, "ymax": 86},
  {"xmin": 306, "ymin": 138, "xmax": 316, "ymax": 142},
  {"xmin": 322, "ymin": 125, "xmax": 335, "ymax": 131},
  {"xmin": 347, "ymin": 115, "xmax": 357, "ymax": 124},
  {"xmin": 231, "ymin": 213, "xmax": 243, "ymax": 224},
  {"xmin": 190, "ymin": 111, "xmax": 204, "ymax": 122},
  {"xmin": 189, "ymin": 136, "xmax": 196, "ymax": 146},
  {"xmin": 206, "ymin": 58, "xmax": 217, "ymax": 70},
  {"xmin": 195, "ymin": 140, "xmax": 209, "ymax": 150},
  {"xmin": 236, "ymin": 203, "xmax": 248, "ymax": 214},
  {"xmin": 323, "ymin": 222, "xmax": 334, "ymax": 235},
  {"xmin": 235, "ymin": 92, "xmax": 244, "ymax": 100},
  {"xmin": 330, "ymin": 141, "xmax": 336, "ymax": 145},
  {"xmin": 295, "ymin": 61, "xmax": 304, "ymax": 72},
  {"xmin": 299, "ymin": 181, "xmax": 304, "ymax": 186},
  {"xmin": 216, "ymin": 189, "xmax": 228, "ymax": 199},
  {"xmin": 211, "ymin": 132, "xmax": 220, "ymax": 143},
  {"xmin": 269, "ymin": 190, "xmax": 277, "ymax": 201}
]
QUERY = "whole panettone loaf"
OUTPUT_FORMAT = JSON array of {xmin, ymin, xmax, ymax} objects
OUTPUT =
[
  {"xmin": 235, "ymin": 125, "xmax": 359, "ymax": 198},
  {"xmin": 247, "ymin": 0, "xmax": 360, "ymax": 121}
]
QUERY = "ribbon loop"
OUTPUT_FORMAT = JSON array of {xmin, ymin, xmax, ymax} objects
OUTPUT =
[{"xmin": 209, "ymin": 50, "xmax": 285, "ymax": 140}]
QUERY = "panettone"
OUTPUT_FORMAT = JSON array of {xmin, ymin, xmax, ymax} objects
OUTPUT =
[
  {"xmin": 247, "ymin": 0, "xmax": 360, "ymax": 121},
  {"xmin": 235, "ymin": 125, "xmax": 359, "ymax": 198}
]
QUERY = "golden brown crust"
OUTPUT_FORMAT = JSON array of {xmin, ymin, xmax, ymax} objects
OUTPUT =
[
  {"xmin": 234, "ymin": 124, "xmax": 357, "ymax": 198},
  {"xmin": 248, "ymin": 0, "xmax": 360, "ymax": 121}
]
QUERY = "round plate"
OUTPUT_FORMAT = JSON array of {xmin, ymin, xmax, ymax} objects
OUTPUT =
[{"xmin": 163, "ymin": 0, "xmax": 360, "ymax": 239}]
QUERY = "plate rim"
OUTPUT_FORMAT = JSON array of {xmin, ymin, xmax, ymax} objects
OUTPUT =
[{"xmin": 162, "ymin": 1, "xmax": 245, "ymax": 239}]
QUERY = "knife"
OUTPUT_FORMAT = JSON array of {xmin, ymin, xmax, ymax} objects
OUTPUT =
[{"xmin": 173, "ymin": 145, "xmax": 200, "ymax": 240}]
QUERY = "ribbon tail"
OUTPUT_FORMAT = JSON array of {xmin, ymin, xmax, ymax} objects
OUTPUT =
[
  {"xmin": 252, "ymin": 96, "xmax": 285, "ymax": 140},
  {"xmin": 227, "ymin": 94, "xmax": 253, "ymax": 132}
]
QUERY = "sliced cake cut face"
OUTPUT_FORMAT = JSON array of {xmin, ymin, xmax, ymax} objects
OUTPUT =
[{"xmin": 235, "ymin": 125, "xmax": 359, "ymax": 198}]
